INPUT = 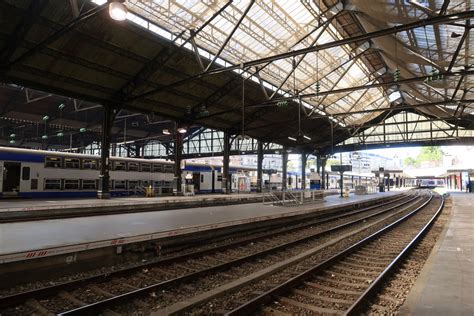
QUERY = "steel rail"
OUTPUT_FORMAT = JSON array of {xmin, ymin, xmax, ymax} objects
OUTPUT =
[
  {"xmin": 0, "ymin": 193, "xmax": 409, "ymax": 309},
  {"xmin": 345, "ymin": 193, "xmax": 445, "ymax": 315},
  {"xmin": 225, "ymin": 191, "xmax": 436, "ymax": 315},
  {"xmin": 56, "ymin": 194, "xmax": 422, "ymax": 315}
]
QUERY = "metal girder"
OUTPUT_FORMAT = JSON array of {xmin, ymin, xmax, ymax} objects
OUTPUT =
[
  {"xmin": 333, "ymin": 137, "xmax": 474, "ymax": 154},
  {"xmin": 7, "ymin": 2, "xmax": 108, "ymax": 68},
  {"xmin": 448, "ymin": 20, "xmax": 470, "ymax": 72},
  {"xmin": 308, "ymin": 99, "xmax": 474, "ymax": 119},
  {"xmin": 130, "ymin": 10, "xmax": 474, "ymax": 101},
  {"xmin": 268, "ymin": 13, "xmax": 337, "ymax": 100},
  {"xmin": 266, "ymin": 69, "xmax": 474, "ymax": 104},
  {"xmin": 205, "ymin": 0, "xmax": 254, "ymax": 72},
  {"xmin": 0, "ymin": 0, "xmax": 48, "ymax": 65},
  {"xmin": 116, "ymin": 1, "xmax": 233, "ymax": 99}
]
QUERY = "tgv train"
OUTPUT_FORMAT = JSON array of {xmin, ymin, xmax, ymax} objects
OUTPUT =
[{"xmin": 0, "ymin": 147, "xmax": 254, "ymax": 198}]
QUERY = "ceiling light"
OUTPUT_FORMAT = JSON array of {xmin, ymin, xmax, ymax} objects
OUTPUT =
[
  {"xmin": 162, "ymin": 128, "xmax": 171, "ymax": 135},
  {"xmin": 9, "ymin": 140, "xmax": 15, "ymax": 144},
  {"xmin": 42, "ymin": 135, "xmax": 48, "ymax": 140},
  {"xmin": 303, "ymin": 135, "xmax": 311, "ymax": 141},
  {"xmin": 109, "ymin": 1, "xmax": 128, "ymax": 21},
  {"xmin": 79, "ymin": 127, "xmax": 86, "ymax": 133},
  {"xmin": 288, "ymin": 136, "xmax": 297, "ymax": 141},
  {"xmin": 178, "ymin": 127, "xmax": 187, "ymax": 134},
  {"xmin": 9, "ymin": 133, "xmax": 15, "ymax": 138}
]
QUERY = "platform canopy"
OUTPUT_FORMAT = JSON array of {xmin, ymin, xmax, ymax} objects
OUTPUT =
[{"xmin": 0, "ymin": 0, "xmax": 473, "ymax": 154}]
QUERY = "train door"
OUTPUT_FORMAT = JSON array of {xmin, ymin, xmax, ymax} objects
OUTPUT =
[
  {"xmin": 2, "ymin": 162, "xmax": 21, "ymax": 193},
  {"xmin": 192, "ymin": 172, "xmax": 200, "ymax": 192},
  {"xmin": 211, "ymin": 170, "xmax": 215, "ymax": 193}
]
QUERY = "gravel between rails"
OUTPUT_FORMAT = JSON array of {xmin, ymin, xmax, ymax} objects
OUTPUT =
[
  {"xmin": 366, "ymin": 196, "xmax": 452, "ymax": 315},
  {"xmin": 184, "ymin": 192, "xmax": 440, "ymax": 315}
]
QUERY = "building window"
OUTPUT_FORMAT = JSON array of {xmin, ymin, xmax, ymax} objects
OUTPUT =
[
  {"xmin": 128, "ymin": 162, "xmax": 139, "ymax": 172},
  {"xmin": 44, "ymin": 179, "xmax": 61, "ymax": 190},
  {"xmin": 64, "ymin": 179, "xmax": 80, "ymax": 190},
  {"xmin": 45, "ymin": 157, "xmax": 62, "ymax": 168},
  {"xmin": 64, "ymin": 158, "xmax": 80, "ymax": 169},
  {"xmin": 113, "ymin": 161, "xmax": 126, "ymax": 171},
  {"xmin": 83, "ymin": 159, "xmax": 98, "ymax": 170},
  {"xmin": 22, "ymin": 167, "xmax": 30, "ymax": 180},
  {"xmin": 82, "ymin": 180, "xmax": 97, "ymax": 190}
]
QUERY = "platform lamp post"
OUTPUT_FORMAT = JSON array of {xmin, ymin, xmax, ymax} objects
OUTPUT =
[
  {"xmin": 352, "ymin": 152, "xmax": 361, "ymax": 185},
  {"xmin": 339, "ymin": 152, "xmax": 344, "ymax": 198}
]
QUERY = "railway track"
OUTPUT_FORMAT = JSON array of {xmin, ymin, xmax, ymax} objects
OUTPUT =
[
  {"xmin": 0, "ymin": 191, "xmax": 427, "ymax": 315},
  {"xmin": 213, "ymin": 191, "xmax": 443, "ymax": 316}
]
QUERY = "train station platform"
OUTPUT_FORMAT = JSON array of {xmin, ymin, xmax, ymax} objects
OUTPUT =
[
  {"xmin": 0, "ymin": 193, "xmax": 262, "ymax": 222},
  {"xmin": 402, "ymin": 192, "xmax": 474, "ymax": 315},
  {"xmin": 0, "ymin": 190, "xmax": 406, "ymax": 264}
]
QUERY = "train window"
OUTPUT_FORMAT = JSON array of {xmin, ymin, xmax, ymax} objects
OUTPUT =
[
  {"xmin": 128, "ymin": 162, "xmax": 139, "ymax": 172},
  {"xmin": 64, "ymin": 158, "xmax": 80, "ymax": 169},
  {"xmin": 83, "ymin": 159, "xmax": 98, "ymax": 170},
  {"xmin": 114, "ymin": 180, "xmax": 126, "ymax": 189},
  {"xmin": 82, "ymin": 180, "xmax": 97, "ymax": 190},
  {"xmin": 128, "ymin": 180, "xmax": 139, "ymax": 189},
  {"xmin": 152, "ymin": 164, "xmax": 162, "ymax": 173},
  {"xmin": 64, "ymin": 179, "xmax": 80, "ymax": 190},
  {"xmin": 141, "ymin": 180, "xmax": 150, "ymax": 187},
  {"xmin": 22, "ymin": 167, "xmax": 30, "ymax": 180},
  {"xmin": 44, "ymin": 179, "xmax": 61, "ymax": 190},
  {"xmin": 113, "ymin": 161, "xmax": 126, "ymax": 171},
  {"xmin": 31, "ymin": 179, "xmax": 38, "ymax": 190},
  {"xmin": 141, "ymin": 163, "xmax": 151, "ymax": 172},
  {"xmin": 163, "ymin": 181, "xmax": 173, "ymax": 188},
  {"xmin": 153, "ymin": 181, "xmax": 162, "ymax": 187},
  {"xmin": 45, "ymin": 157, "xmax": 62, "ymax": 168},
  {"xmin": 164, "ymin": 165, "xmax": 174, "ymax": 173}
]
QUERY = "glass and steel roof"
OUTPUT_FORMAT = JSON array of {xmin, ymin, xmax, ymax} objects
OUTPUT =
[
  {"xmin": 93, "ymin": 0, "xmax": 473, "ymax": 134},
  {"xmin": 120, "ymin": 0, "xmax": 389, "ymax": 126}
]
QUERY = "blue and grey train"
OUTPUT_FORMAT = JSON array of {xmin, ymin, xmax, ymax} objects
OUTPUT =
[{"xmin": 0, "ymin": 147, "xmax": 254, "ymax": 198}]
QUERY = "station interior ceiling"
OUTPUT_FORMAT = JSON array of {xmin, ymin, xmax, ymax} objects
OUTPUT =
[{"xmin": 0, "ymin": 0, "xmax": 473, "ymax": 156}]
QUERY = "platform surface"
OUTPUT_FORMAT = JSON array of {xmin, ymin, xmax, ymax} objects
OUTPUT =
[
  {"xmin": 0, "ymin": 193, "xmax": 258, "ymax": 212},
  {"xmin": 0, "ymin": 191, "xmax": 404, "ymax": 263},
  {"xmin": 409, "ymin": 192, "xmax": 474, "ymax": 315}
]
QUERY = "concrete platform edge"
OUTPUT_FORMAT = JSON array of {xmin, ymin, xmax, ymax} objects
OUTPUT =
[{"xmin": 0, "ymin": 193, "xmax": 404, "ymax": 264}]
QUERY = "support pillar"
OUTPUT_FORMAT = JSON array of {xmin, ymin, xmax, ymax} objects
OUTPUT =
[
  {"xmin": 460, "ymin": 172, "xmax": 463, "ymax": 191},
  {"xmin": 301, "ymin": 153, "xmax": 307, "ymax": 190},
  {"xmin": 97, "ymin": 106, "xmax": 115, "ymax": 199},
  {"xmin": 316, "ymin": 156, "xmax": 322, "ymax": 174},
  {"xmin": 321, "ymin": 156, "xmax": 327, "ymax": 190},
  {"xmin": 282, "ymin": 149, "xmax": 288, "ymax": 191},
  {"xmin": 173, "ymin": 125, "xmax": 183, "ymax": 195},
  {"xmin": 222, "ymin": 131, "xmax": 230, "ymax": 194},
  {"xmin": 256, "ymin": 141, "xmax": 263, "ymax": 193}
]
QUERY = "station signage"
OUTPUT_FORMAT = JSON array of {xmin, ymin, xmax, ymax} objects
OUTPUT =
[{"xmin": 331, "ymin": 164, "xmax": 352, "ymax": 172}]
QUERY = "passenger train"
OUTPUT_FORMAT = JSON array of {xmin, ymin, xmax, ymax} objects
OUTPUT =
[
  {"xmin": 0, "ymin": 147, "xmax": 376, "ymax": 198},
  {"xmin": 0, "ymin": 147, "xmax": 253, "ymax": 198},
  {"xmin": 416, "ymin": 178, "xmax": 446, "ymax": 188}
]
